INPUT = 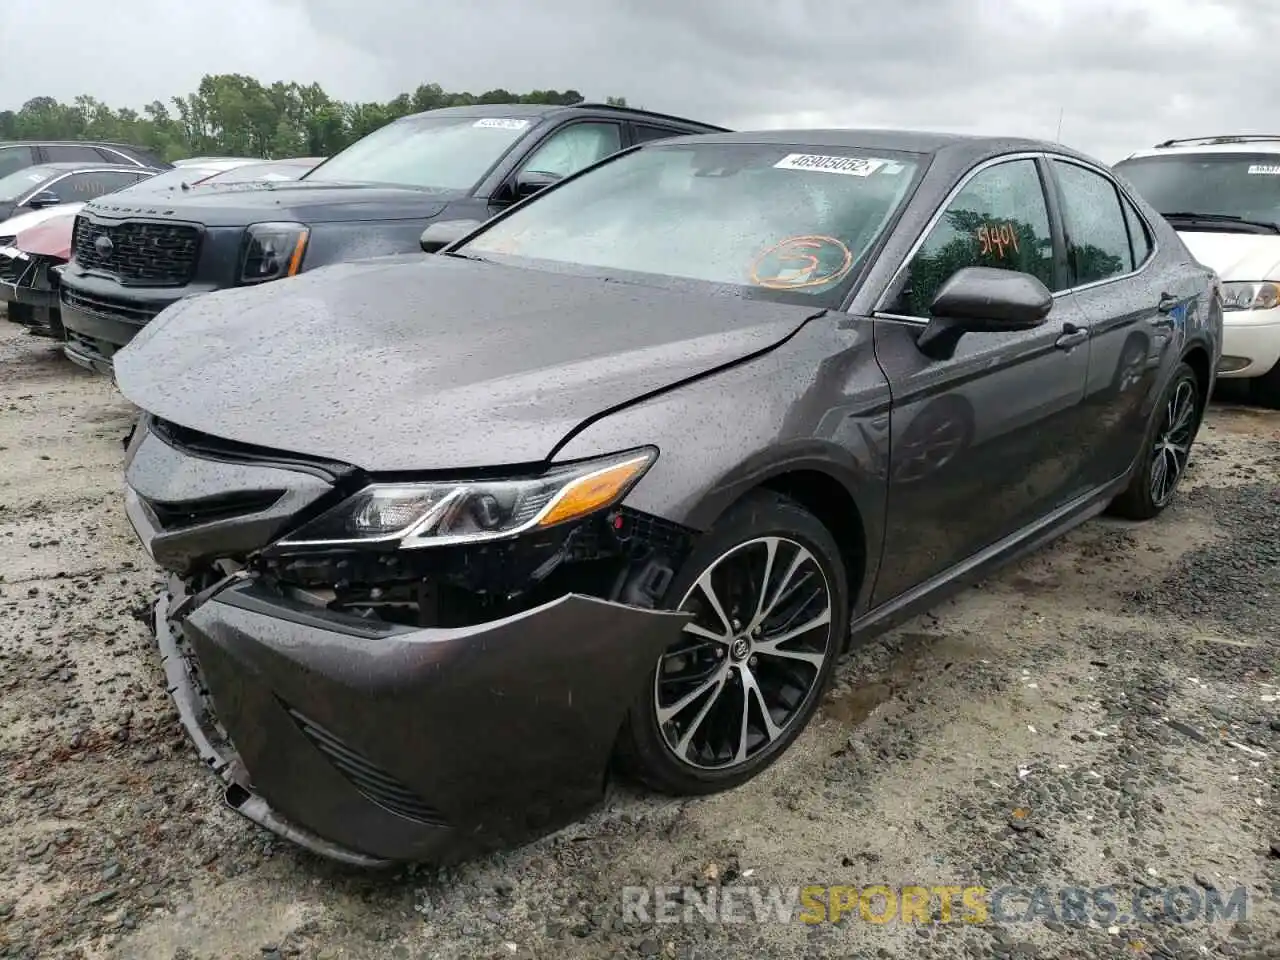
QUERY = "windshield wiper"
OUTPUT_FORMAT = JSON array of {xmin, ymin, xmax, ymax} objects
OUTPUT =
[{"xmin": 1160, "ymin": 211, "xmax": 1280, "ymax": 234}]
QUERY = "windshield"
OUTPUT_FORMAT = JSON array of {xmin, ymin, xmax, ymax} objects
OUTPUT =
[
  {"xmin": 305, "ymin": 115, "xmax": 534, "ymax": 191},
  {"xmin": 461, "ymin": 141, "xmax": 922, "ymax": 306},
  {"xmin": 1115, "ymin": 153, "xmax": 1280, "ymax": 227},
  {"xmin": 0, "ymin": 166, "xmax": 56, "ymax": 202}
]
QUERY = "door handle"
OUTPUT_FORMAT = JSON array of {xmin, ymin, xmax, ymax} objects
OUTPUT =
[
  {"xmin": 1157, "ymin": 292, "xmax": 1179, "ymax": 313},
  {"xmin": 1055, "ymin": 322, "xmax": 1089, "ymax": 350}
]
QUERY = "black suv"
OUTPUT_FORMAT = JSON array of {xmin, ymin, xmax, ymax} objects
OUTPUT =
[
  {"xmin": 0, "ymin": 141, "xmax": 169, "ymax": 178},
  {"xmin": 58, "ymin": 102, "xmax": 728, "ymax": 374}
]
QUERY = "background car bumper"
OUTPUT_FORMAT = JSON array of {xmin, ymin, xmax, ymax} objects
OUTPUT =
[
  {"xmin": 1218, "ymin": 308, "xmax": 1280, "ymax": 378},
  {"xmin": 165, "ymin": 578, "xmax": 688, "ymax": 865}
]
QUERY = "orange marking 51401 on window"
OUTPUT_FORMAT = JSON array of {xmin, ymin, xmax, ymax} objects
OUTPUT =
[{"xmin": 977, "ymin": 222, "xmax": 1021, "ymax": 259}]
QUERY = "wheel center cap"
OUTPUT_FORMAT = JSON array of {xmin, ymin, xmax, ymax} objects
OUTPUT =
[{"xmin": 729, "ymin": 637, "xmax": 751, "ymax": 662}]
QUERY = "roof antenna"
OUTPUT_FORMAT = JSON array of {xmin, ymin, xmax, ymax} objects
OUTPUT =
[{"xmin": 1055, "ymin": 108, "xmax": 1064, "ymax": 143}]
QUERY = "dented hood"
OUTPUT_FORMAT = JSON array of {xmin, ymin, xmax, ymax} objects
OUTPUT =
[{"xmin": 114, "ymin": 255, "xmax": 819, "ymax": 472}]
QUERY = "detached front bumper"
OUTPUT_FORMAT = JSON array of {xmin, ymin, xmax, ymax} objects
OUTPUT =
[{"xmin": 156, "ymin": 576, "xmax": 687, "ymax": 866}]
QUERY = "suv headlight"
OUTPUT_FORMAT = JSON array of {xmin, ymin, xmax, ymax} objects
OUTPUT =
[
  {"xmin": 275, "ymin": 448, "xmax": 657, "ymax": 550},
  {"xmin": 238, "ymin": 221, "xmax": 309, "ymax": 284},
  {"xmin": 1221, "ymin": 281, "xmax": 1279, "ymax": 311}
]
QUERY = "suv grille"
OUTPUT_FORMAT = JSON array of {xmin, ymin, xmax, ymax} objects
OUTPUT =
[{"xmin": 72, "ymin": 216, "xmax": 201, "ymax": 286}]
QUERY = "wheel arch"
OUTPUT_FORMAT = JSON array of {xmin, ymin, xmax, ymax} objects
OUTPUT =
[
  {"xmin": 1180, "ymin": 341, "xmax": 1213, "ymax": 401},
  {"xmin": 682, "ymin": 452, "xmax": 878, "ymax": 641}
]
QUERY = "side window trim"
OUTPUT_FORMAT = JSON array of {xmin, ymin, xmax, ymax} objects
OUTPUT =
[
  {"xmin": 872, "ymin": 151, "xmax": 1053, "ymax": 323},
  {"xmin": 1045, "ymin": 156, "xmax": 1160, "ymax": 293}
]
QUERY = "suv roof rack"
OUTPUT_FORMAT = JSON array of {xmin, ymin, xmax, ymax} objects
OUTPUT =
[
  {"xmin": 573, "ymin": 102, "xmax": 731, "ymax": 132},
  {"xmin": 1155, "ymin": 135, "xmax": 1280, "ymax": 148}
]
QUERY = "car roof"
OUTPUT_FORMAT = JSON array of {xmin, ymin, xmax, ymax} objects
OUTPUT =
[
  {"xmin": 0, "ymin": 139, "xmax": 152, "ymax": 151},
  {"xmin": 655, "ymin": 128, "xmax": 1101, "ymax": 165},
  {"xmin": 1121, "ymin": 136, "xmax": 1280, "ymax": 160},
  {"xmin": 399, "ymin": 101, "xmax": 729, "ymax": 131},
  {"xmin": 19, "ymin": 161, "xmax": 152, "ymax": 173}
]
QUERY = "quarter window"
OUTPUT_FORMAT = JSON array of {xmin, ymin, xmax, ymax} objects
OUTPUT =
[
  {"xmin": 1052, "ymin": 160, "xmax": 1133, "ymax": 285},
  {"xmin": 519, "ymin": 122, "xmax": 623, "ymax": 179},
  {"xmin": 896, "ymin": 158, "xmax": 1055, "ymax": 317},
  {"xmin": 1121, "ymin": 195, "xmax": 1153, "ymax": 268}
]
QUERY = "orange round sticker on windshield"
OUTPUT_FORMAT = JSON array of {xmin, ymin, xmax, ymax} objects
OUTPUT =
[{"xmin": 750, "ymin": 235, "xmax": 853, "ymax": 290}]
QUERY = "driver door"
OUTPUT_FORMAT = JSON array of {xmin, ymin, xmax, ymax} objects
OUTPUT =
[{"xmin": 869, "ymin": 155, "xmax": 1093, "ymax": 605}]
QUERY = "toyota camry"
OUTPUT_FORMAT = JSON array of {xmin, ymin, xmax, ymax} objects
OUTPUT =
[{"xmin": 113, "ymin": 129, "xmax": 1221, "ymax": 866}]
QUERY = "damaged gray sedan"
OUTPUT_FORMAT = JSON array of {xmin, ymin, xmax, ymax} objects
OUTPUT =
[{"xmin": 115, "ymin": 129, "xmax": 1220, "ymax": 866}]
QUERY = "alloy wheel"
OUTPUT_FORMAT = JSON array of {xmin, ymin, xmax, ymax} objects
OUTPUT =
[
  {"xmin": 654, "ymin": 536, "xmax": 833, "ymax": 770},
  {"xmin": 1150, "ymin": 377, "xmax": 1197, "ymax": 507}
]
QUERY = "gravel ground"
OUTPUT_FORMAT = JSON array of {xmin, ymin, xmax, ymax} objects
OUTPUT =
[{"xmin": 0, "ymin": 318, "xmax": 1276, "ymax": 960}]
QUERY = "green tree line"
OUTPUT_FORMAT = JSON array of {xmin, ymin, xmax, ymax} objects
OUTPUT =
[{"xmin": 0, "ymin": 74, "xmax": 630, "ymax": 162}]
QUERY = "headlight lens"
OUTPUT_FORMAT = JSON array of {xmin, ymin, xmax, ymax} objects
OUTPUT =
[
  {"xmin": 276, "ymin": 448, "xmax": 657, "ymax": 549},
  {"xmin": 239, "ymin": 221, "xmax": 309, "ymax": 284},
  {"xmin": 1221, "ymin": 281, "xmax": 1280, "ymax": 311}
]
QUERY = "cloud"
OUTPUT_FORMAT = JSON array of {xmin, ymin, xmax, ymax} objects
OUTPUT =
[{"xmin": 3, "ymin": 0, "xmax": 1277, "ymax": 162}]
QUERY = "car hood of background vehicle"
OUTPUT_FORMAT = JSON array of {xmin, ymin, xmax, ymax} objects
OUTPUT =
[
  {"xmin": 114, "ymin": 255, "xmax": 822, "ymax": 472},
  {"xmin": 1178, "ymin": 230, "xmax": 1280, "ymax": 282},
  {"xmin": 82, "ymin": 181, "xmax": 457, "ymax": 228}
]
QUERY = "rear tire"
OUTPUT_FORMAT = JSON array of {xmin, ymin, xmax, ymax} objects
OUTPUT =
[
  {"xmin": 617, "ymin": 490, "xmax": 849, "ymax": 795},
  {"xmin": 1249, "ymin": 359, "xmax": 1280, "ymax": 410},
  {"xmin": 1109, "ymin": 361, "xmax": 1202, "ymax": 520}
]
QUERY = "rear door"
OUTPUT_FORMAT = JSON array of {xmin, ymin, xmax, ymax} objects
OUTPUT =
[
  {"xmin": 1046, "ymin": 158, "xmax": 1191, "ymax": 487},
  {"xmin": 869, "ymin": 154, "xmax": 1093, "ymax": 604}
]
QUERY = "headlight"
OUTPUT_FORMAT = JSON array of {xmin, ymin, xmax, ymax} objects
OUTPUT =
[
  {"xmin": 276, "ymin": 448, "xmax": 657, "ymax": 549},
  {"xmin": 1221, "ymin": 281, "xmax": 1279, "ymax": 311},
  {"xmin": 238, "ymin": 221, "xmax": 309, "ymax": 284}
]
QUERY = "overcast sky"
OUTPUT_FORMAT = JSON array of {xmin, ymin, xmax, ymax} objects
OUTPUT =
[{"xmin": 1, "ymin": 0, "xmax": 1274, "ymax": 163}]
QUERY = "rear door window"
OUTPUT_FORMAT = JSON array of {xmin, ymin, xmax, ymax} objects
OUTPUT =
[
  {"xmin": 44, "ymin": 144, "xmax": 107, "ymax": 163},
  {"xmin": 1052, "ymin": 160, "xmax": 1134, "ymax": 284},
  {"xmin": 42, "ymin": 170, "xmax": 147, "ymax": 202}
]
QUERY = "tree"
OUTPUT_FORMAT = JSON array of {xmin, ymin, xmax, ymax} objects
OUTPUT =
[{"xmin": 3, "ymin": 76, "xmax": 619, "ymax": 161}]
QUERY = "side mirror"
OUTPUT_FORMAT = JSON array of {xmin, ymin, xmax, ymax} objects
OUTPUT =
[
  {"xmin": 25, "ymin": 191, "xmax": 62, "ymax": 210},
  {"xmin": 916, "ymin": 266, "xmax": 1052, "ymax": 359},
  {"xmin": 419, "ymin": 219, "xmax": 483, "ymax": 254},
  {"xmin": 513, "ymin": 170, "xmax": 561, "ymax": 200}
]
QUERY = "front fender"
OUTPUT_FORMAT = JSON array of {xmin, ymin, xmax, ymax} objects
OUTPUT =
[{"xmin": 551, "ymin": 319, "xmax": 892, "ymax": 600}]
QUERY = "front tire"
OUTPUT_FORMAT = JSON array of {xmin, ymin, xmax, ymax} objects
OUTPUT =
[
  {"xmin": 618, "ymin": 491, "xmax": 849, "ymax": 795},
  {"xmin": 1109, "ymin": 361, "xmax": 1202, "ymax": 520}
]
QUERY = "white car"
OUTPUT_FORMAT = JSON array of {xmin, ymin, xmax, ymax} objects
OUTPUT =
[
  {"xmin": 0, "ymin": 201, "xmax": 85, "ymax": 245},
  {"xmin": 1114, "ymin": 136, "xmax": 1280, "ymax": 406}
]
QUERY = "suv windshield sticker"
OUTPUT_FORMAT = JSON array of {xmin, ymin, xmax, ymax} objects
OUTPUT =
[
  {"xmin": 1247, "ymin": 164, "xmax": 1280, "ymax": 175},
  {"xmin": 773, "ymin": 154, "xmax": 887, "ymax": 177},
  {"xmin": 750, "ymin": 235, "xmax": 854, "ymax": 289},
  {"xmin": 473, "ymin": 118, "xmax": 531, "ymax": 130}
]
